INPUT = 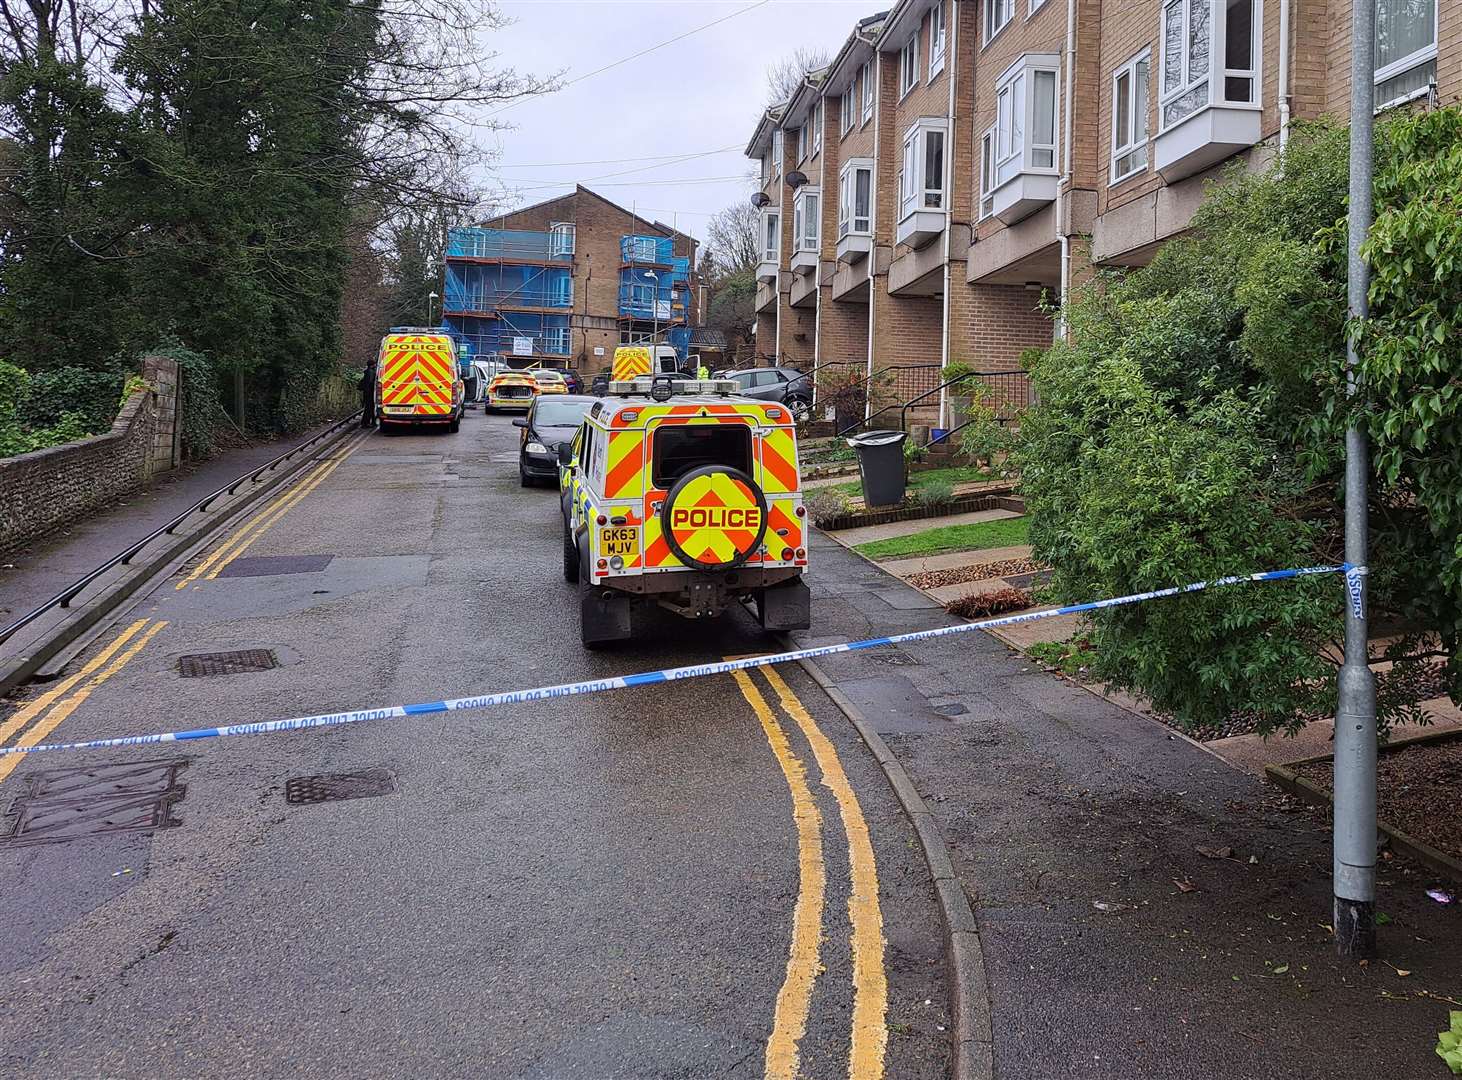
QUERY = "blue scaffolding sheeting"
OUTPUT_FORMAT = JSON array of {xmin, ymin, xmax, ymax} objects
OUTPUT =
[
  {"xmin": 444, "ymin": 312, "xmax": 571, "ymax": 361},
  {"xmin": 444, "ymin": 262, "xmax": 572, "ymax": 314},
  {"xmin": 447, "ymin": 226, "xmax": 572, "ymax": 263}
]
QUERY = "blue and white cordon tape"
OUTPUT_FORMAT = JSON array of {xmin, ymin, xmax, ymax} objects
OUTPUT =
[{"xmin": 1, "ymin": 563, "xmax": 1363, "ymax": 756}]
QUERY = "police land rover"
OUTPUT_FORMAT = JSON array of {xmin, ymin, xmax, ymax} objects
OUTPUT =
[{"xmin": 558, "ymin": 347, "xmax": 811, "ymax": 647}]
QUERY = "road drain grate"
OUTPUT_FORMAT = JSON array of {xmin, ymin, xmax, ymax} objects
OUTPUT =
[
  {"xmin": 285, "ymin": 768, "xmax": 395, "ymax": 806},
  {"xmin": 2, "ymin": 760, "xmax": 186, "ymax": 847},
  {"xmin": 178, "ymin": 649, "xmax": 279, "ymax": 678}
]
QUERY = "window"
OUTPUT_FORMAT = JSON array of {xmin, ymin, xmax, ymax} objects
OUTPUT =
[
  {"xmin": 861, "ymin": 61, "xmax": 874, "ymax": 121},
  {"xmin": 812, "ymin": 101, "xmax": 823, "ymax": 155},
  {"xmin": 797, "ymin": 125, "xmax": 808, "ymax": 163},
  {"xmin": 991, "ymin": 55, "xmax": 1060, "ymax": 187},
  {"xmin": 929, "ymin": 4, "xmax": 947, "ymax": 77},
  {"xmin": 1160, "ymin": 0, "xmax": 1259, "ymax": 128},
  {"xmin": 549, "ymin": 222, "xmax": 575, "ymax": 256},
  {"xmin": 1031, "ymin": 0, "xmax": 1048, "ymax": 13},
  {"xmin": 979, "ymin": 129, "xmax": 996, "ymax": 219},
  {"xmin": 545, "ymin": 326, "xmax": 570, "ymax": 355},
  {"xmin": 899, "ymin": 120, "xmax": 947, "ymax": 217},
  {"xmin": 899, "ymin": 35, "xmax": 919, "ymax": 97},
  {"xmin": 841, "ymin": 81, "xmax": 856, "ymax": 135},
  {"xmin": 1112, "ymin": 51, "xmax": 1151, "ymax": 181},
  {"xmin": 838, "ymin": 159, "xmax": 874, "ymax": 237},
  {"xmin": 761, "ymin": 153, "xmax": 771, "ymax": 186},
  {"xmin": 760, "ymin": 210, "xmax": 780, "ymax": 263},
  {"xmin": 1376, "ymin": 0, "xmax": 1437, "ymax": 107},
  {"xmin": 652, "ymin": 426, "xmax": 752, "ymax": 489},
  {"xmin": 793, "ymin": 187, "xmax": 820, "ymax": 252},
  {"xmin": 985, "ymin": 0, "xmax": 1014, "ymax": 43},
  {"xmin": 772, "ymin": 129, "xmax": 783, "ymax": 180}
]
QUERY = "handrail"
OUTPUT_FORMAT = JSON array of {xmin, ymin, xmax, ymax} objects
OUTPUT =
[
  {"xmin": 832, "ymin": 364, "xmax": 943, "ymax": 437},
  {"xmin": 836, "ymin": 367, "xmax": 1031, "ymax": 439},
  {"xmin": 0, "ymin": 411, "xmax": 363, "ymax": 647}
]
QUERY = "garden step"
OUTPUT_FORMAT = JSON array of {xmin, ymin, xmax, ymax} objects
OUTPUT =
[{"xmin": 830, "ymin": 507, "xmax": 1021, "ymax": 548}]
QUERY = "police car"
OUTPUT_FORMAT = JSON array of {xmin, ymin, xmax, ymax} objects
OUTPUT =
[{"xmin": 558, "ymin": 348, "xmax": 810, "ymax": 647}]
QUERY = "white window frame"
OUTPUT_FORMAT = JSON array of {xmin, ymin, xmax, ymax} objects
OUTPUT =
[
  {"xmin": 984, "ymin": 0, "xmax": 1014, "ymax": 45},
  {"xmin": 812, "ymin": 101, "xmax": 823, "ymax": 156},
  {"xmin": 838, "ymin": 158, "xmax": 874, "ymax": 238},
  {"xmin": 1374, "ymin": 0, "xmax": 1438, "ymax": 109},
  {"xmin": 899, "ymin": 35, "xmax": 920, "ymax": 98},
  {"xmin": 1031, "ymin": 0, "xmax": 1048, "ymax": 13},
  {"xmin": 841, "ymin": 81, "xmax": 856, "ymax": 135},
  {"xmin": 797, "ymin": 124, "xmax": 808, "ymax": 164},
  {"xmin": 760, "ymin": 210, "xmax": 781, "ymax": 263},
  {"xmin": 793, "ymin": 187, "xmax": 821, "ymax": 252},
  {"xmin": 992, "ymin": 55, "xmax": 1060, "ymax": 189},
  {"xmin": 898, "ymin": 118, "xmax": 948, "ymax": 219},
  {"xmin": 861, "ymin": 61, "xmax": 875, "ymax": 122},
  {"xmin": 772, "ymin": 129, "xmax": 783, "ymax": 181},
  {"xmin": 1159, "ymin": 0, "xmax": 1262, "ymax": 131},
  {"xmin": 929, "ymin": 4, "xmax": 947, "ymax": 78},
  {"xmin": 1111, "ymin": 50, "xmax": 1151, "ymax": 183},
  {"xmin": 548, "ymin": 221, "xmax": 575, "ymax": 257},
  {"xmin": 978, "ymin": 128, "xmax": 996, "ymax": 220}
]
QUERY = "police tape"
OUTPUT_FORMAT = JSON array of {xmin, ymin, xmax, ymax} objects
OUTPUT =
[{"xmin": 0, "ymin": 563, "xmax": 1359, "ymax": 757}]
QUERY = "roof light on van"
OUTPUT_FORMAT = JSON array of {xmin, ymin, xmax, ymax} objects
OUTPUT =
[{"xmin": 621, "ymin": 410, "xmax": 639, "ymax": 423}]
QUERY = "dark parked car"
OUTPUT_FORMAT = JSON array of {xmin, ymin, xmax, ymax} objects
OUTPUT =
[
  {"xmin": 512, "ymin": 394, "xmax": 596, "ymax": 487},
  {"xmin": 724, "ymin": 366, "xmax": 812, "ymax": 415}
]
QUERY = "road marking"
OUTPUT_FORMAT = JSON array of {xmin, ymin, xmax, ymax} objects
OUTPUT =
[
  {"xmin": 0, "ymin": 618, "xmax": 153, "ymax": 749},
  {"xmin": 762, "ymin": 666, "xmax": 888, "ymax": 1080},
  {"xmin": 175, "ymin": 434, "xmax": 363, "ymax": 590},
  {"xmin": 730, "ymin": 667, "xmax": 826, "ymax": 1080},
  {"xmin": 0, "ymin": 620, "xmax": 167, "ymax": 784}
]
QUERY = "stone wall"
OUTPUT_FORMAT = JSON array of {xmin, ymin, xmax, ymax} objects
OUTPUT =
[{"xmin": 0, "ymin": 356, "xmax": 181, "ymax": 558}]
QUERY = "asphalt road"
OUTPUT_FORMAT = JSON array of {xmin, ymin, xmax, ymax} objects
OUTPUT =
[{"xmin": 0, "ymin": 409, "xmax": 948, "ymax": 1079}]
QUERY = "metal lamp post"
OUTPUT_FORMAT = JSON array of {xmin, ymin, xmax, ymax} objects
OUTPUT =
[
  {"xmin": 643, "ymin": 270, "xmax": 659, "ymax": 348},
  {"xmin": 427, "ymin": 291, "xmax": 439, "ymax": 327}
]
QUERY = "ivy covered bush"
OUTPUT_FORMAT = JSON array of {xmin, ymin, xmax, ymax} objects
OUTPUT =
[{"xmin": 1019, "ymin": 108, "xmax": 1462, "ymax": 736}]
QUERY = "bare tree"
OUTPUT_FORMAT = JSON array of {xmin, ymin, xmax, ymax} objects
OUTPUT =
[
  {"xmin": 764, "ymin": 46, "xmax": 829, "ymax": 107},
  {"xmin": 703, "ymin": 200, "xmax": 760, "ymax": 278}
]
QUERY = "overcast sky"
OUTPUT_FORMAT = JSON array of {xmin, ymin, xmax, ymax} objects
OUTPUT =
[{"xmin": 476, "ymin": 0, "xmax": 875, "ymax": 242}]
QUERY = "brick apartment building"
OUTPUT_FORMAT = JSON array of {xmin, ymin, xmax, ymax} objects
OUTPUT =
[
  {"xmin": 442, "ymin": 186, "xmax": 700, "ymax": 373},
  {"xmin": 748, "ymin": 0, "xmax": 1453, "ymax": 424}
]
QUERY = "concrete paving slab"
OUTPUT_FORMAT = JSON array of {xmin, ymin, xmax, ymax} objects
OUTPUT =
[
  {"xmin": 880, "ymin": 545, "xmax": 1033, "ymax": 579},
  {"xmin": 1207, "ymin": 699, "xmax": 1462, "ymax": 776},
  {"xmin": 830, "ymin": 508, "xmax": 1021, "ymax": 548}
]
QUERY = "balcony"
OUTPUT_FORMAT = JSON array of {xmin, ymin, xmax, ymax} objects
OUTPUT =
[{"xmin": 1153, "ymin": 104, "xmax": 1261, "ymax": 183}]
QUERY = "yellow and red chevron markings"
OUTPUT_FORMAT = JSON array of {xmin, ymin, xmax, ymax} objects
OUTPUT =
[{"xmin": 379, "ymin": 335, "xmax": 455, "ymax": 414}]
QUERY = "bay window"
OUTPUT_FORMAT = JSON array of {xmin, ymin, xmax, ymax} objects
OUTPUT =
[
  {"xmin": 982, "ymin": 55, "xmax": 1060, "ymax": 223},
  {"xmin": 793, "ymin": 188, "xmax": 820, "ymax": 253},
  {"xmin": 758, "ymin": 210, "xmax": 781, "ymax": 279},
  {"xmin": 838, "ymin": 160, "xmax": 874, "ymax": 237},
  {"xmin": 1112, "ymin": 50, "xmax": 1151, "ymax": 181},
  {"xmin": 862, "ymin": 61, "xmax": 874, "ymax": 122},
  {"xmin": 899, "ymin": 120, "xmax": 946, "ymax": 217},
  {"xmin": 1376, "ymin": 0, "xmax": 1437, "ymax": 107},
  {"xmin": 930, "ymin": 4, "xmax": 947, "ymax": 78},
  {"xmin": 985, "ymin": 0, "xmax": 1014, "ymax": 43},
  {"xmin": 1160, "ymin": 0, "xmax": 1260, "ymax": 129},
  {"xmin": 899, "ymin": 35, "xmax": 919, "ymax": 97}
]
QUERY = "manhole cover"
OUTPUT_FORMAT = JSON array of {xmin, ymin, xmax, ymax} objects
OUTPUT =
[
  {"xmin": 216, "ymin": 555, "xmax": 333, "ymax": 578},
  {"xmin": 2, "ymin": 759, "xmax": 185, "ymax": 847},
  {"xmin": 178, "ymin": 649, "xmax": 280, "ymax": 678},
  {"xmin": 285, "ymin": 768, "xmax": 395, "ymax": 806}
]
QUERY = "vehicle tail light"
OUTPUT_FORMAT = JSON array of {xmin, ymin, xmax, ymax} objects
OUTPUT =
[
  {"xmin": 781, "ymin": 547, "xmax": 794, "ymax": 561},
  {"xmin": 596, "ymin": 558, "xmax": 608, "ymax": 570},
  {"xmin": 795, "ymin": 548, "xmax": 805, "ymax": 559},
  {"xmin": 794, "ymin": 505, "xmax": 806, "ymax": 517},
  {"xmin": 596, "ymin": 514, "xmax": 607, "ymax": 526}
]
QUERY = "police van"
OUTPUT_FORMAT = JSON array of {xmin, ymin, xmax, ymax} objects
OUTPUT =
[{"xmin": 558, "ymin": 349, "xmax": 810, "ymax": 647}]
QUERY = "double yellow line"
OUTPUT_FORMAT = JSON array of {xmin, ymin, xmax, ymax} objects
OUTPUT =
[
  {"xmin": 175, "ymin": 433, "xmax": 364, "ymax": 590},
  {"xmin": 730, "ymin": 663, "xmax": 889, "ymax": 1080},
  {"xmin": 0, "ymin": 618, "xmax": 166, "ymax": 784}
]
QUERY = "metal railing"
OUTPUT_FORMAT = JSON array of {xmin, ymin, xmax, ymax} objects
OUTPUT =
[
  {"xmin": 0, "ymin": 412, "xmax": 363, "ymax": 648},
  {"xmin": 832, "ymin": 365, "xmax": 944, "ymax": 437},
  {"xmin": 836, "ymin": 368, "xmax": 1030, "ymax": 442}
]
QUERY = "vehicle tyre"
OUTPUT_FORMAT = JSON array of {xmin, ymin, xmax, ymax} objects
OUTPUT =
[
  {"xmin": 449, "ymin": 416, "xmax": 461, "ymax": 433},
  {"xmin": 520, "ymin": 462, "xmax": 535, "ymax": 488},
  {"xmin": 788, "ymin": 396, "xmax": 812, "ymax": 419},
  {"xmin": 578, "ymin": 538, "xmax": 631, "ymax": 648},
  {"xmin": 562, "ymin": 515, "xmax": 579, "ymax": 583}
]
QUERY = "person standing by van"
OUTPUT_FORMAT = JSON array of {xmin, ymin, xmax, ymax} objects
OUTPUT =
[{"xmin": 359, "ymin": 362, "xmax": 376, "ymax": 428}]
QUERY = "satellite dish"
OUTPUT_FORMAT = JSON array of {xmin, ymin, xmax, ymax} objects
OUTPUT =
[
  {"xmin": 751, "ymin": 191, "xmax": 771, "ymax": 208},
  {"xmin": 786, "ymin": 170, "xmax": 809, "ymax": 189}
]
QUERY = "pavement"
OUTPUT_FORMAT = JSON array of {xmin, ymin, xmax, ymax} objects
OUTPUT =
[
  {"xmin": 0, "ymin": 410, "xmax": 948, "ymax": 1079},
  {"xmin": 791, "ymin": 531, "xmax": 1462, "ymax": 1080}
]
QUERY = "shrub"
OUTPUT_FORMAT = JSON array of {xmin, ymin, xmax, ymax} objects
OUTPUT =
[
  {"xmin": 804, "ymin": 486, "xmax": 850, "ymax": 527},
  {"xmin": 916, "ymin": 478, "xmax": 954, "ymax": 509},
  {"xmin": 1019, "ymin": 109, "xmax": 1462, "ymax": 737},
  {"xmin": 143, "ymin": 340, "xmax": 228, "ymax": 458},
  {"xmin": 17, "ymin": 364, "xmax": 127, "ymax": 432},
  {"xmin": 947, "ymin": 587, "xmax": 1030, "ymax": 619}
]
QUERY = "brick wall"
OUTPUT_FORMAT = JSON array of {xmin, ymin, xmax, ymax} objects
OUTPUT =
[
  {"xmin": 0, "ymin": 371, "xmax": 176, "ymax": 558},
  {"xmin": 949, "ymin": 283, "xmax": 1052, "ymax": 370}
]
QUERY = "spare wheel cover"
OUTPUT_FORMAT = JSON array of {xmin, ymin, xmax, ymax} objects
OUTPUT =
[{"xmin": 660, "ymin": 465, "xmax": 769, "ymax": 572}]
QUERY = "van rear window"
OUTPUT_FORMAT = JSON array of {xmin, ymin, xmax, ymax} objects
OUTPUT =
[{"xmin": 652, "ymin": 424, "xmax": 752, "ymax": 489}]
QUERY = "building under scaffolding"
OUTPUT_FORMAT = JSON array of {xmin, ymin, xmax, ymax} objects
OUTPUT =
[{"xmin": 441, "ymin": 186, "xmax": 700, "ymax": 372}]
